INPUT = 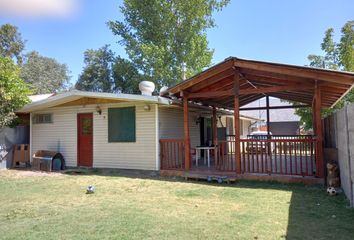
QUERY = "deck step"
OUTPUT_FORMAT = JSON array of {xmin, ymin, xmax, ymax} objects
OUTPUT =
[{"xmin": 183, "ymin": 172, "xmax": 237, "ymax": 184}]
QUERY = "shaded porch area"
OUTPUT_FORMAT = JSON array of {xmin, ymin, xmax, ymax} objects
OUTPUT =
[
  {"xmin": 160, "ymin": 57, "xmax": 354, "ymax": 182},
  {"xmin": 160, "ymin": 136, "xmax": 317, "ymax": 180}
]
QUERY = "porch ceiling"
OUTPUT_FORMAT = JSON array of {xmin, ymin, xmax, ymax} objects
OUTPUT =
[{"xmin": 161, "ymin": 57, "xmax": 354, "ymax": 109}]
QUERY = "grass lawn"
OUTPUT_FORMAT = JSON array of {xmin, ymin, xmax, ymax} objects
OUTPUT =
[{"xmin": 1, "ymin": 169, "xmax": 353, "ymax": 240}]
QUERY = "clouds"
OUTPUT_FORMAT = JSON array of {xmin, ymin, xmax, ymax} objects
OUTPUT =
[{"xmin": 0, "ymin": 0, "xmax": 80, "ymax": 18}]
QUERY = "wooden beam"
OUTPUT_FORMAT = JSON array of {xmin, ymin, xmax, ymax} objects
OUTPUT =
[
  {"xmin": 240, "ymin": 84, "xmax": 313, "ymax": 95},
  {"xmin": 187, "ymin": 84, "xmax": 313, "ymax": 99},
  {"xmin": 169, "ymin": 59, "xmax": 234, "ymax": 94},
  {"xmin": 235, "ymin": 59, "xmax": 354, "ymax": 85},
  {"xmin": 54, "ymin": 97, "xmax": 127, "ymax": 108},
  {"xmin": 243, "ymin": 73, "xmax": 315, "ymax": 87},
  {"xmin": 314, "ymin": 83, "xmax": 324, "ymax": 178},
  {"xmin": 234, "ymin": 72, "xmax": 241, "ymax": 174},
  {"xmin": 188, "ymin": 89, "xmax": 233, "ymax": 99},
  {"xmin": 183, "ymin": 95, "xmax": 191, "ymax": 170},
  {"xmin": 240, "ymin": 104, "xmax": 309, "ymax": 111},
  {"xmin": 187, "ymin": 68, "xmax": 235, "ymax": 93}
]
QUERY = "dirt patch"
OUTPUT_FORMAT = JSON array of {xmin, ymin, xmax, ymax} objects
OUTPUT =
[{"xmin": 0, "ymin": 169, "xmax": 62, "ymax": 178}]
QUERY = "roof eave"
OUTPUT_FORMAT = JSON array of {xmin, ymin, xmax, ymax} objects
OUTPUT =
[{"xmin": 18, "ymin": 91, "xmax": 170, "ymax": 113}]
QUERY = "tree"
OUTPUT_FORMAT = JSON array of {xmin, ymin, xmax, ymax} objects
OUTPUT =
[
  {"xmin": 21, "ymin": 51, "xmax": 71, "ymax": 94},
  {"xmin": 295, "ymin": 20, "xmax": 354, "ymax": 130},
  {"xmin": 0, "ymin": 24, "xmax": 26, "ymax": 64},
  {"xmin": 112, "ymin": 57, "xmax": 141, "ymax": 94},
  {"xmin": 0, "ymin": 57, "xmax": 31, "ymax": 127},
  {"xmin": 108, "ymin": 0, "xmax": 229, "ymax": 89},
  {"xmin": 75, "ymin": 45, "xmax": 115, "ymax": 92}
]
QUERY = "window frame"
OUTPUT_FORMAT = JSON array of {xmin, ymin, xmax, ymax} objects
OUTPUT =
[{"xmin": 32, "ymin": 113, "xmax": 53, "ymax": 124}]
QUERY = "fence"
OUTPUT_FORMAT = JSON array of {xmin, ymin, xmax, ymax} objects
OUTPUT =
[
  {"xmin": 0, "ymin": 126, "xmax": 29, "ymax": 168},
  {"xmin": 325, "ymin": 103, "xmax": 354, "ymax": 207},
  {"xmin": 160, "ymin": 139, "xmax": 185, "ymax": 170}
]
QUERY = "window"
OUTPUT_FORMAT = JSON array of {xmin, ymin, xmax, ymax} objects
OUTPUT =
[
  {"xmin": 108, "ymin": 107, "xmax": 136, "ymax": 142},
  {"xmin": 81, "ymin": 118, "xmax": 92, "ymax": 135},
  {"xmin": 33, "ymin": 114, "xmax": 52, "ymax": 124}
]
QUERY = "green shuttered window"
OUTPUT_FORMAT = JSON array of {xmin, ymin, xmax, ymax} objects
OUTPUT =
[{"xmin": 108, "ymin": 107, "xmax": 136, "ymax": 142}]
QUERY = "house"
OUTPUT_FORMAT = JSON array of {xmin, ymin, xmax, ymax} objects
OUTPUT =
[
  {"xmin": 19, "ymin": 87, "xmax": 257, "ymax": 171},
  {"xmin": 241, "ymin": 96, "xmax": 301, "ymax": 135},
  {"xmin": 18, "ymin": 57, "xmax": 354, "ymax": 184}
]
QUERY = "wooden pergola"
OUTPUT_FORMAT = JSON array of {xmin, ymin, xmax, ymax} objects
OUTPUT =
[{"xmin": 161, "ymin": 57, "xmax": 354, "ymax": 178}]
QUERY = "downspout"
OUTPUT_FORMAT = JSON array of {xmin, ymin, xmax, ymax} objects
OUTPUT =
[
  {"xmin": 29, "ymin": 112, "xmax": 33, "ymax": 163},
  {"xmin": 155, "ymin": 104, "xmax": 160, "ymax": 171}
]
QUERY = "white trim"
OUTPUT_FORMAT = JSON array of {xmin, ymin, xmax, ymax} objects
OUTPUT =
[
  {"xmin": 155, "ymin": 104, "xmax": 160, "ymax": 170},
  {"xmin": 29, "ymin": 112, "xmax": 33, "ymax": 163},
  {"xmin": 19, "ymin": 90, "xmax": 172, "ymax": 113}
]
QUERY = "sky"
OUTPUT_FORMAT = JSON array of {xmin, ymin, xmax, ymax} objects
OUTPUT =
[{"xmin": 0, "ymin": 0, "xmax": 353, "ymax": 85}]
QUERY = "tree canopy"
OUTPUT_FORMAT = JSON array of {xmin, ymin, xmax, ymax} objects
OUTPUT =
[
  {"xmin": 0, "ymin": 57, "xmax": 31, "ymax": 127},
  {"xmin": 0, "ymin": 23, "xmax": 72, "ymax": 95},
  {"xmin": 21, "ymin": 51, "xmax": 71, "ymax": 94},
  {"xmin": 295, "ymin": 20, "xmax": 354, "ymax": 130},
  {"xmin": 0, "ymin": 24, "xmax": 25, "ymax": 65},
  {"xmin": 75, "ymin": 45, "xmax": 115, "ymax": 92},
  {"xmin": 112, "ymin": 56, "xmax": 141, "ymax": 94},
  {"xmin": 107, "ymin": 0, "xmax": 229, "ymax": 90}
]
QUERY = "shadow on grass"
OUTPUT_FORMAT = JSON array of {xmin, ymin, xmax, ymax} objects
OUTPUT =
[{"xmin": 61, "ymin": 167, "xmax": 354, "ymax": 240}]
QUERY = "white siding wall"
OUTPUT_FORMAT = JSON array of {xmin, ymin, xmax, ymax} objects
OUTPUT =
[
  {"xmin": 159, "ymin": 106, "xmax": 200, "ymax": 148},
  {"xmin": 220, "ymin": 116, "xmax": 252, "ymax": 139},
  {"xmin": 31, "ymin": 102, "xmax": 157, "ymax": 170},
  {"xmin": 241, "ymin": 119, "xmax": 252, "ymax": 138}
]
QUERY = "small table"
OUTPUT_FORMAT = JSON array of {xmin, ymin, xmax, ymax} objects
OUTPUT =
[{"xmin": 195, "ymin": 146, "xmax": 217, "ymax": 168}]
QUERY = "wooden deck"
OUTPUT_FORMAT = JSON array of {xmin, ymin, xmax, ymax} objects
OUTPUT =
[
  {"xmin": 215, "ymin": 154, "xmax": 315, "ymax": 176},
  {"xmin": 160, "ymin": 166, "xmax": 324, "ymax": 185},
  {"xmin": 160, "ymin": 137, "xmax": 323, "ymax": 184}
]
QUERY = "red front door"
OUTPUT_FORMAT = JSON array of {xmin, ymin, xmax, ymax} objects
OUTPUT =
[{"xmin": 77, "ymin": 113, "xmax": 93, "ymax": 167}]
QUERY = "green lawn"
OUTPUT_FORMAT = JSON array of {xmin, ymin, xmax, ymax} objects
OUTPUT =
[{"xmin": 1, "ymin": 169, "xmax": 353, "ymax": 240}]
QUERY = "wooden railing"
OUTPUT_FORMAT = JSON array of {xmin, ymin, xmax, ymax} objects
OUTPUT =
[
  {"xmin": 218, "ymin": 136, "xmax": 316, "ymax": 176},
  {"xmin": 216, "ymin": 140, "xmax": 236, "ymax": 171},
  {"xmin": 160, "ymin": 139, "xmax": 185, "ymax": 170},
  {"xmin": 239, "ymin": 138, "xmax": 316, "ymax": 176},
  {"xmin": 160, "ymin": 136, "xmax": 317, "ymax": 177}
]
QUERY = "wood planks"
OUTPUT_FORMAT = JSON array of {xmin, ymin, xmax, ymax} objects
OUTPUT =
[{"xmin": 160, "ymin": 139, "xmax": 185, "ymax": 170}]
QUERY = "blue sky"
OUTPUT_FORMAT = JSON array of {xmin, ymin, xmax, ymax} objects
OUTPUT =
[{"xmin": 0, "ymin": 0, "xmax": 353, "ymax": 85}]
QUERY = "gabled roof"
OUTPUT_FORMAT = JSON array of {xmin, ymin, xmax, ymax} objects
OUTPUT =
[
  {"xmin": 161, "ymin": 57, "xmax": 354, "ymax": 109},
  {"xmin": 29, "ymin": 93, "xmax": 54, "ymax": 103},
  {"xmin": 19, "ymin": 90, "xmax": 259, "ymax": 121},
  {"xmin": 19, "ymin": 90, "xmax": 171, "ymax": 112}
]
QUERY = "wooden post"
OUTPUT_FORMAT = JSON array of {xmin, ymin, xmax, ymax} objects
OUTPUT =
[
  {"xmin": 314, "ymin": 83, "xmax": 324, "ymax": 178},
  {"xmin": 183, "ymin": 93, "xmax": 191, "ymax": 170},
  {"xmin": 234, "ymin": 72, "xmax": 241, "ymax": 174},
  {"xmin": 212, "ymin": 107, "xmax": 218, "ymax": 164},
  {"xmin": 312, "ymin": 98, "xmax": 316, "ymax": 133},
  {"xmin": 266, "ymin": 95, "xmax": 272, "ymax": 156},
  {"xmin": 266, "ymin": 95, "xmax": 270, "ymax": 136},
  {"xmin": 212, "ymin": 107, "xmax": 218, "ymax": 146}
]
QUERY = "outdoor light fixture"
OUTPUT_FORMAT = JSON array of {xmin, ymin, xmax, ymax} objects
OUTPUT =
[
  {"xmin": 96, "ymin": 105, "xmax": 102, "ymax": 115},
  {"xmin": 144, "ymin": 104, "xmax": 151, "ymax": 111}
]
